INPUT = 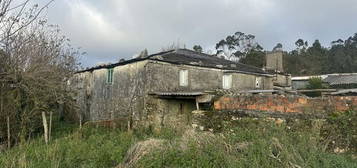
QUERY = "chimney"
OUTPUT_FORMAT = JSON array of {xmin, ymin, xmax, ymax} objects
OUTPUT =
[
  {"xmin": 265, "ymin": 51, "xmax": 283, "ymax": 72},
  {"xmin": 137, "ymin": 49, "xmax": 148, "ymax": 58}
]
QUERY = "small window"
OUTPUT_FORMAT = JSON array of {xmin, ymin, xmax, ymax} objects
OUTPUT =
[
  {"xmin": 107, "ymin": 68, "xmax": 114, "ymax": 84},
  {"xmin": 223, "ymin": 74, "xmax": 232, "ymax": 89},
  {"xmin": 179, "ymin": 70, "xmax": 188, "ymax": 86},
  {"xmin": 256, "ymin": 77, "xmax": 262, "ymax": 88}
]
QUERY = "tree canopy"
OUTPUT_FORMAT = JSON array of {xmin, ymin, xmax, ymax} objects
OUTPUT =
[
  {"xmin": 284, "ymin": 34, "xmax": 357, "ymax": 75},
  {"xmin": 194, "ymin": 32, "xmax": 357, "ymax": 75}
]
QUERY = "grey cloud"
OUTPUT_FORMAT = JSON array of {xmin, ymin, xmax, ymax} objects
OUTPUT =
[{"xmin": 41, "ymin": 0, "xmax": 357, "ymax": 67}]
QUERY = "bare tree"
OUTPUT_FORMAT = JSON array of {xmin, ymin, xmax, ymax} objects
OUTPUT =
[
  {"xmin": 0, "ymin": 0, "xmax": 81, "ymax": 146},
  {"xmin": 0, "ymin": 0, "xmax": 55, "ymax": 46}
]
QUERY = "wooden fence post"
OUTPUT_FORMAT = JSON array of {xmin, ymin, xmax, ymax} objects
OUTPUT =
[
  {"xmin": 42, "ymin": 112, "xmax": 48, "ymax": 144},
  {"xmin": 49, "ymin": 111, "xmax": 52, "ymax": 142},
  {"xmin": 7, "ymin": 116, "xmax": 10, "ymax": 149}
]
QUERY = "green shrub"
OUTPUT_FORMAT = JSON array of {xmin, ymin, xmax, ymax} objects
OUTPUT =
[{"xmin": 305, "ymin": 77, "xmax": 329, "ymax": 97}]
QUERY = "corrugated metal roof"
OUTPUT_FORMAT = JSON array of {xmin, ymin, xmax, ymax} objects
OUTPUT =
[
  {"xmin": 152, "ymin": 91, "xmax": 204, "ymax": 96},
  {"xmin": 331, "ymin": 89, "xmax": 357, "ymax": 95},
  {"xmin": 292, "ymin": 75, "xmax": 328, "ymax": 81},
  {"xmin": 323, "ymin": 74, "xmax": 357, "ymax": 85},
  {"xmin": 77, "ymin": 49, "xmax": 271, "ymax": 75},
  {"xmin": 244, "ymin": 90, "xmax": 277, "ymax": 93}
]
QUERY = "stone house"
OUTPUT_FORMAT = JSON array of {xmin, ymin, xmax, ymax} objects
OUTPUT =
[{"xmin": 72, "ymin": 49, "xmax": 275, "ymax": 127}]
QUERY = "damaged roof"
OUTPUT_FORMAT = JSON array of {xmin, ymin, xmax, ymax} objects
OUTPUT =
[{"xmin": 77, "ymin": 49, "xmax": 269, "ymax": 75}]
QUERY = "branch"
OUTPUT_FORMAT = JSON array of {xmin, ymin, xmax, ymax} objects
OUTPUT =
[{"xmin": 0, "ymin": 0, "xmax": 55, "ymax": 41}]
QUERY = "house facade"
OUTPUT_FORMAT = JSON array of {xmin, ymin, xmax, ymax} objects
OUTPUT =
[{"xmin": 72, "ymin": 49, "xmax": 275, "ymax": 127}]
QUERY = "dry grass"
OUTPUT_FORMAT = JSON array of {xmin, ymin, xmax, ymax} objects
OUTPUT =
[{"xmin": 118, "ymin": 138, "xmax": 165, "ymax": 168}]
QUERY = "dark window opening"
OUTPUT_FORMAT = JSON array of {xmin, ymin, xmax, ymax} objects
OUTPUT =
[
  {"xmin": 199, "ymin": 103, "xmax": 212, "ymax": 111},
  {"xmin": 107, "ymin": 68, "xmax": 114, "ymax": 84},
  {"xmin": 179, "ymin": 103, "xmax": 184, "ymax": 114}
]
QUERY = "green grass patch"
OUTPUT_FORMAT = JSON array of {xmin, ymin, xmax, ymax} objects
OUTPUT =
[
  {"xmin": 1, "ymin": 115, "xmax": 356, "ymax": 168},
  {"xmin": 0, "ymin": 123, "xmax": 136, "ymax": 168}
]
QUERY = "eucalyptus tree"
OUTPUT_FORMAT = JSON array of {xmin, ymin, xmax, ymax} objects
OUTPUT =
[{"xmin": 215, "ymin": 31, "xmax": 262, "ymax": 62}]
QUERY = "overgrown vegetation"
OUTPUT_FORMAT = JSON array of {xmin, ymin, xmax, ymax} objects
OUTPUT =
[
  {"xmin": 322, "ymin": 110, "xmax": 357, "ymax": 154},
  {"xmin": 1, "ymin": 111, "xmax": 356, "ymax": 168},
  {"xmin": 0, "ymin": 0, "xmax": 81, "ymax": 147},
  {"xmin": 0, "ymin": 121, "xmax": 135, "ymax": 168},
  {"xmin": 136, "ymin": 116, "xmax": 357, "ymax": 168}
]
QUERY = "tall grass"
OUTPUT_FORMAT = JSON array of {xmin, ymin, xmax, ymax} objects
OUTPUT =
[
  {"xmin": 136, "ymin": 118, "xmax": 357, "ymax": 168},
  {"xmin": 0, "ymin": 122, "xmax": 135, "ymax": 168},
  {"xmin": 0, "ymin": 114, "xmax": 356, "ymax": 168}
]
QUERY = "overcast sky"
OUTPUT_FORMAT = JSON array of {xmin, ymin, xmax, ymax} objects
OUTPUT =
[{"xmin": 36, "ymin": 0, "xmax": 357, "ymax": 67}]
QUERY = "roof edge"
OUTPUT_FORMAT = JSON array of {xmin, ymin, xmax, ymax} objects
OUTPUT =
[{"xmin": 75, "ymin": 50, "xmax": 175, "ymax": 73}]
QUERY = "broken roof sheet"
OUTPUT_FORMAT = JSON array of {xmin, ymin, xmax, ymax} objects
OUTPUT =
[
  {"xmin": 323, "ymin": 73, "xmax": 357, "ymax": 85},
  {"xmin": 77, "ymin": 49, "xmax": 270, "ymax": 75}
]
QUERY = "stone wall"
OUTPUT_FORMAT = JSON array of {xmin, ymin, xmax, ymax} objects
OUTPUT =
[
  {"xmin": 214, "ymin": 95, "xmax": 357, "ymax": 114},
  {"xmin": 72, "ymin": 60, "xmax": 149, "ymax": 122},
  {"xmin": 146, "ymin": 61, "xmax": 273, "ymax": 92},
  {"xmin": 145, "ymin": 98, "xmax": 196, "ymax": 130},
  {"xmin": 266, "ymin": 51, "xmax": 283, "ymax": 72},
  {"xmin": 274, "ymin": 74, "xmax": 291, "ymax": 87},
  {"xmin": 72, "ymin": 59, "xmax": 275, "ymax": 126}
]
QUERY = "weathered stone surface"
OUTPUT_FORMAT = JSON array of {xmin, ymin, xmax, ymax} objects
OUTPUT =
[
  {"xmin": 72, "ymin": 61, "xmax": 149, "ymax": 122},
  {"xmin": 72, "ymin": 59, "xmax": 274, "ymax": 128}
]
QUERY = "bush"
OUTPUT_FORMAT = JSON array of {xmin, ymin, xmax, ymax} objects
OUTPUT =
[{"xmin": 305, "ymin": 77, "xmax": 329, "ymax": 97}]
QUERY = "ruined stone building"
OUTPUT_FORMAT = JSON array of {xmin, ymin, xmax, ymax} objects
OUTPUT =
[
  {"xmin": 72, "ymin": 49, "xmax": 284, "ymax": 127},
  {"xmin": 265, "ymin": 51, "xmax": 291, "ymax": 89}
]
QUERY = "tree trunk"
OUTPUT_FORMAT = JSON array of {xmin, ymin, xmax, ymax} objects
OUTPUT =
[
  {"xmin": 42, "ymin": 112, "xmax": 48, "ymax": 144},
  {"xmin": 7, "ymin": 116, "xmax": 10, "ymax": 149},
  {"xmin": 49, "ymin": 111, "xmax": 52, "ymax": 142},
  {"xmin": 59, "ymin": 103, "xmax": 64, "ymax": 121},
  {"xmin": 127, "ymin": 119, "xmax": 131, "ymax": 131}
]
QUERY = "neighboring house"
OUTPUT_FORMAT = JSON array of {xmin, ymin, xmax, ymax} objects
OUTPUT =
[
  {"xmin": 292, "ymin": 73, "xmax": 357, "ymax": 94},
  {"xmin": 324, "ymin": 73, "xmax": 357, "ymax": 89},
  {"xmin": 72, "ymin": 49, "xmax": 275, "ymax": 125},
  {"xmin": 291, "ymin": 75, "xmax": 328, "ymax": 90}
]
